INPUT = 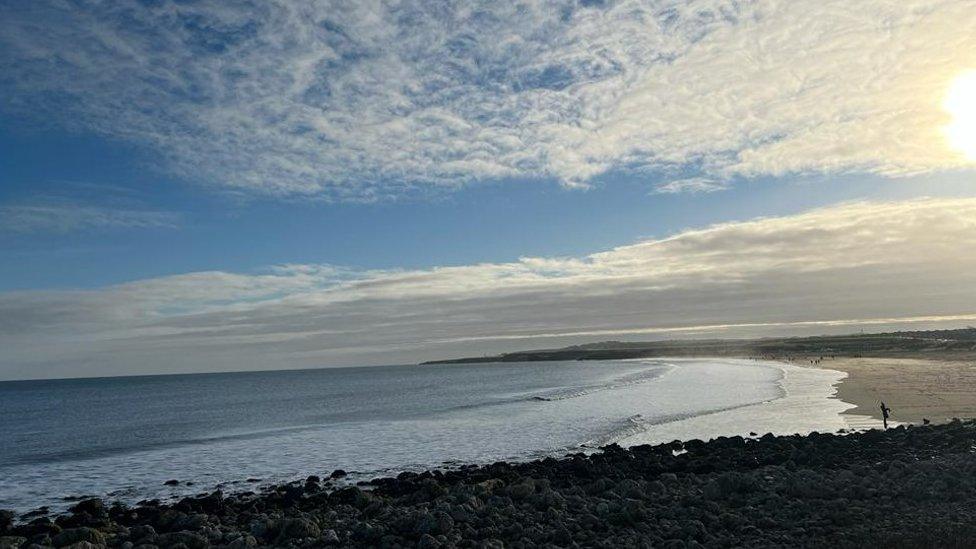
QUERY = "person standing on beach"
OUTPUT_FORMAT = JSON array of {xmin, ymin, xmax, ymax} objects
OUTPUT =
[{"xmin": 880, "ymin": 401, "xmax": 891, "ymax": 430}]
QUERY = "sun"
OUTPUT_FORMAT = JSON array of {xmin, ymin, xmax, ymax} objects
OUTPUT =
[{"xmin": 944, "ymin": 71, "xmax": 976, "ymax": 161}]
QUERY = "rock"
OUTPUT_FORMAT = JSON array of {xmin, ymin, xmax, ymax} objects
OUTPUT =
[
  {"xmin": 68, "ymin": 500, "xmax": 105, "ymax": 519},
  {"xmin": 62, "ymin": 542, "xmax": 103, "ymax": 549},
  {"xmin": 475, "ymin": 479, "xmax": 504, "ymax": 494},
  {"xmin": 226, "ymin": 535, "xmax": 256, "ymax": 548},
  {"xmin": 128, "ymin": 526, "xmax": 156, "ymax": 544},
  {"xmin": 319, "ymin": 530, "xmax": 340, "ymax": 545},
  {"xmin": 329, "ymin": 470, "xmax": 347, "ymax": 479},
  {"xmin": 11, "ymin": 422, "xmax": 976, "ymax": 549},
  {"xmin": 703, "ymin": 472, "xmax": 757, "ymax": 499},
  {"xmin": 0, "ymin": 511, "xmax": 14, "ymax": 535},
  {"xmin": 163, "ymin": 481, "xmax": 179, "ymax": 487},
  {"xmin": 155, "ymin": 531, "xmax": 207, "ymax": 549},
  {"xmin": 155, "ymin": 511, "xmax": 188, "ymax": 532},
  {"xmin": 0, "ymin": 537, "xmax": 26, "ymax": 549},
  {"xmin": 275, "ymin": 518, "xmax": 320, "ymax": 542},
  {"xmin": 508, "ymin": 482, "xmax": 534, "ymax": 500},
  {"xmin": 414, "ymin": 512, "xmax": 453, "ymax": 536},
  {"xmin": 330, "ymin": 487, "xmax": 370, "ymax": 509},
  {"xmin": 15, "ymin": 518, "xmax": 60, "ymax": 538},
  {"xmin": 52, "ymin": 527, "xmax": 104, "ymax": 547}
]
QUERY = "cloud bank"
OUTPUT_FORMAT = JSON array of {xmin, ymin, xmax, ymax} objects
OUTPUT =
[
  {"xmin": 3, "ymin": 197, "xmax": 976, "ymax": 380},
  {"xmin": 2, "ymin": 1, "xmax": 975, "ymax": 199}
]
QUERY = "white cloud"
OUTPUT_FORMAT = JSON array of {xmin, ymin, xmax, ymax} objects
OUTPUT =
[
  {"xmin": 1, "ymin": 1, "xmax": 974, "ymax": 199},
  {"xmin": 652, "ymin": 177, "xmax": 728, "ymax": 194},
  {"xmin": 3, "ymin": 197, "xmax": 976, "ymax": 379},
  {"xmin": 0, "ymin": 202, "xmax": 179, "ymax": 233}
]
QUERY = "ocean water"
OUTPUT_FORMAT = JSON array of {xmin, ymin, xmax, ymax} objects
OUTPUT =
[{"xmin": 0, "ymin": 358, "xmax": 871, "ymax": 513}]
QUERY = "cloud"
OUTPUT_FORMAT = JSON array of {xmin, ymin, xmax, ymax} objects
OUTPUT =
[
  {"xmin": 652, "ymin": 177, "xmax": 729, "ymax": 194},
  {"xmin": 0, "ymin": 202, "xmax": 179, "ymax": 233},
  {"xmin": 3, "ymin": 197, "xmax": 976, "ymax": 379},
  {"xmin": 1, "ymin": 1, "xmax": 974, "ymax": 199}
]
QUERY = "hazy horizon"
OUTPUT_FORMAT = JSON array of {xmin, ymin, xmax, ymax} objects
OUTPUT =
[{"xmin": 3, "ymin": 1, "xmax": 976, "ymax": 381}]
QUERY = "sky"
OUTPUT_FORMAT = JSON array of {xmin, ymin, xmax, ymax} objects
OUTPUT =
[{"xmin": 1, "ymin": 0, "xmax": 976, "ymax": 380}]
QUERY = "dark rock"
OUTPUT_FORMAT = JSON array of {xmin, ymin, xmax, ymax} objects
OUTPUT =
[
  {"xmin": 163, "ymin": 481, "xmax": 179, "ymax": 487},
  {"xmin": 275, "ymin": 518, "xmax": 319, "ymax": 542},
  {"xmin": 51, "ymin": 527, "xmax": 104, "ymax": 547},
  {"xmin": 11, "ymin": 422, "xmax": 976, "ymax": 549},
  {"xmin": 0, "ymin": 511, "xmax": 14, "ymax": 535},
  {"xmin": 329, "ymin": 486, "xmax": 370, "ymax": 509},
  {"xmin": 0, "ymin": 537, "xmax": 25, "ymax": 549},
  {"xmin": 329, "ymin": 470, "xmax": 347, "ymax": 479},
  {"xmin": 156, "ymin": 531, "xmax": 207, "ymax": 549},
  {"xmin": 12, "ymin": 517, "xmax": 60, "ymax": 538},
  {"xmin": 68, "ymin": 500, "xmax": 105, "ymax": 519},
  {"xmin": 226, "ymin": 535, "xmax": 256, "ymax": 548},
  {"xmin": 129, "ymin": 525, "xmax": 157, "ymax": 544},
  {"xmin": 319, "ymin": 530, "xmax": 340, "ymax": 545}
]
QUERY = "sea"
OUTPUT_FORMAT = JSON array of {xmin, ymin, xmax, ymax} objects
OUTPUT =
[{"xmin": 0, "ymin": 358, "xmax": 880, "ymax": 513}]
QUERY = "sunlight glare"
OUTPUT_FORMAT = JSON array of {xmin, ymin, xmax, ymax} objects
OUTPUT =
[{"xmin": 945, "ymin": 70, "xmax": 976, "ymax": 161}]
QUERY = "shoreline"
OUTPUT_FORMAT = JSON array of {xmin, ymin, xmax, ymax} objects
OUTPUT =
[
  {"xmin": 4, "ymin": 355, "xmax": 974, "ymax": 547},
  {"xmin": 616, "ymin": 358, "xmax": 880, "ymax": 447},
  {"xmin": 807, "ymin": 356, "xmax": 976, "ymax": 424},
  {"xmin": 0, "ymin": 357, "xmax": 908, "ymax": 516},
  {"xmin": 5, "ymin": 421, "xmax": 976, "ymax": 548}
]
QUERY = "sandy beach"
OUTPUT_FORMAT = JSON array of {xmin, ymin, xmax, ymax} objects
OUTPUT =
[{"xmin": 820, "ymin": 357, "xmax": 976, "ymax": 424}]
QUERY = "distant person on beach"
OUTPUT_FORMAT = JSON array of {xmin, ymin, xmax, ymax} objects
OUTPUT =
[{"xmin": 880, "ymin": 401, "xmax": 891, "ymax": 430}]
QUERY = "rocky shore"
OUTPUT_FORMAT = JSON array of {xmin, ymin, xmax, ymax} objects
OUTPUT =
[{"xmin": 5, "ymin": 421, "xmax": 976, "ymax": 548}]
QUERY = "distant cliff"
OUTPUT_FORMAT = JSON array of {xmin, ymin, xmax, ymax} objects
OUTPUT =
[{"xmin": 422, "ymin": 327, "xmax": 976, "ymax": 364}]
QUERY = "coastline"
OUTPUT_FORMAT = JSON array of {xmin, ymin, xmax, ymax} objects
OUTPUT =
[
  {"xmin": 617, "ymin": 359, "xmax": 881, "ymax": 447},
  {"xmin": 5, "ymin": 355, "xmax": 976, "ymax": 547},
  {"xmin": 5, "ymin": 421, "xmax": 976, "ymax": 548},
  {"xmin": 811, "ymin": 357, "xmax": 976, "ymax": 424}
]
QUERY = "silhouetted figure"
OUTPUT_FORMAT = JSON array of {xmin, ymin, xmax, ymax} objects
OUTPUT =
[{"xmin": 880, "ymin": 401, "xmax": 891, "ymax": 430}]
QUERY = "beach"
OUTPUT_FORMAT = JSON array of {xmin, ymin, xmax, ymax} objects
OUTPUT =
[
  {"xmin": 4, "ymin": 421, "xmax": 976, "ymax": 548},
  {"xmin": 810, "ymin": 357, "xmax": 976, "ymax": 424},
  {"xmin": 4, "ymin": 355, "xmax": 976, "ymax": 547},
  {"xmin": 0, "ymin": 358, "xmax": 840, "ymax": 515}
]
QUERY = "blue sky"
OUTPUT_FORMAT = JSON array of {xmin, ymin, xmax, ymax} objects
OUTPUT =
[
  {"xmin": 5, "ymin": 119, "xmax": 975, "ymax": 291},
  {"xmin": 2, "ymin": 0, "xmax": 976, "ymax": 379}
]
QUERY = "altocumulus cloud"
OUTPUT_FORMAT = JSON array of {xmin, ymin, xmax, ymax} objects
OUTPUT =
[
  {"xmin": 1, "ymin": 1, "xmax": 974, "ymax": 199},
  {"xmin": 2, "ymin": 197, "xmax": 976, "ymax": 379}
]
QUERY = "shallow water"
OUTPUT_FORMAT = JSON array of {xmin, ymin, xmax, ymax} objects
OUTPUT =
[{"xmin": 0, "ymin": 358, "xmax": 864, "ymax": 513}]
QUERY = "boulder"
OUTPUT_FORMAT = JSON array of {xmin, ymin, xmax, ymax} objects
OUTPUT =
[
  {"xmin": 0, "ymin": 511, "xmax": 14, "ymax": 535},
  {"xmin": 155, "ymin": 531, "xmax": 207, "ymax": 549},
  {"xmin": 275, "ymin": 518, "xmax": 320, "ymax": 542},
  {"xmin": 68, "ymin": 500, "xmax": 105, "ymax": 519},
  {"xmin": 128, "ymin": 525, "xmax": 157, "ymax": 544},
  {"xmin": 225, "ymin": 535, "xmax": 256, "ymax": 548},
  {"xmin": 319, "ymin": 530, "xmax": 340, "ymax": 545},
  {"xmin": 52, "ymin": 527, "xmax": 105, "ymax": 547},
  {"xmin": 0, "ymin": 537, "xmax": 26, "ymax": 549}
]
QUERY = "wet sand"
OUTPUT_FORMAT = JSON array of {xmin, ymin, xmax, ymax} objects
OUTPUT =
[{"xmin": 824, "ymin": 357, "xmax": 976, "ymax": 424}]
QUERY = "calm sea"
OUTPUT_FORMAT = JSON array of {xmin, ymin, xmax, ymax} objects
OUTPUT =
[{"xmin": 1, "ymin": 358, "xmax": 847, "ymax": 513}]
